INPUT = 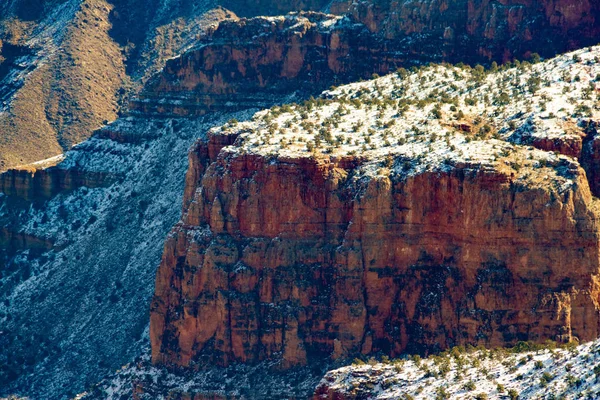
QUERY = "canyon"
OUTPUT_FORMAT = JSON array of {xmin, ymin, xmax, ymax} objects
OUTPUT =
[
  {"xmin": 149, "ymin": 50, "xmax": 600, "ymax": 375},
  {"xmin": 86, "ymin": 47, "xmax": 600, "ymax": 398},
  {"xmin": 1, "ymin": 1, "xmax": 600, "ymax": 399}
]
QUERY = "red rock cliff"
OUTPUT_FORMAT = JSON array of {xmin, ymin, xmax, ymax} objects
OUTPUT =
[
  {"xmin": 0, "ymin": 164, "xmax": 116, "ymax": 203},
  {"xmin": 130, "ymin": 12, "xmax": 405, "ymax": 117},
  {"xmin": 330, "ymin": 0, "xmax": 600, "ymax": 63},
  {"xmin": 150, "ymin": 128, "xmax": 600, "ymax": 369}
]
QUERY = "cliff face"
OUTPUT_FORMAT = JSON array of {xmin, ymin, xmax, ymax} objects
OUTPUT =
[
  {"xmin": 330, "ymin": 0, "xmax": 600, "ymax": 63},
  {"xmin": 0, "ymin": 165, "xmax": 115, "ymax": 203},
  {"xmin": 149, "ymin": 52, "xmax": 600, "ymax": 370},
  {"xmin": 131, "ymin": 13, "xmax": 406, "ymax": 117},
  {"xmin": 151, "ymin": 138, "xmax": 600, "ymax": 369},
  {"xmin": 132, "ymin": 1, "xmax": 600, "ymax": 119}
]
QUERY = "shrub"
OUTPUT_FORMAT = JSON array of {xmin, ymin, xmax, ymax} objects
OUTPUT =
[
  {"xmin": 435, "ymin": 386, "xmax": 449, "ymax": 400},
  {"xmin": 574, "ymin": 104, "xmax": 592, "ymax": 118},
  {"xmin": 430, "ymin": 106, "xmax": 442, "ymax": 119},
  {"xmin": 410, "ymin": 354, "xmax": 422, "ymax": 364},
  {"xmin": 540, "ymin": 371, "xmax": 554, "ymax": 386},
  {"xmin": 383, "ymin": 155, "xmax": 394, "ymax": 168}
]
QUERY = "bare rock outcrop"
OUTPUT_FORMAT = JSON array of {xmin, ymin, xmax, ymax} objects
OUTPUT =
[
  {"xmin": 150, "ymin": 112, "xmax": 600, "ymax": 371},
  {"xmin": 330, "ymin": 0, "xmax": 600, "ymax": 63},
  {"xmin": 0, "ymin": 165, "xmax": 116, "ymax": 203},
  {"xmin": 131, "ymin": 12, "xmax": 406, "ymax": 117}
]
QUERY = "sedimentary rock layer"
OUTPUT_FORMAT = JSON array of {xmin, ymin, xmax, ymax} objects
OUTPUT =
[
  {"xmin": 331, "ymin": 0, "xmax": 600, "ymax": 62},
  {"xmin": 151, "ymin": 128, "xmax": 600, "ymax": 370},
  {"xmin": 0, "ymin": 166, "xmax": 115, "ymax": 203},
  {"xmin": 131, "ymin": 12, "xmax": 405, "ymax": 116}
]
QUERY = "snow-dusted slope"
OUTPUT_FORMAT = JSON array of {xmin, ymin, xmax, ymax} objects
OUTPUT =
[
  {"xmin": 223, "ymin": 45, "xmax": 600, "ymax": 160},
  {"xmin": 0, "ymin": 110, "xmax": 256, "ymax": 398},
  {"xmin": 78, "ymin": 339, "xmax": 600, "ymax": 399},
  {"xmin": 317, "ymin": 339, "xmax": 600, "ymax": 399}
]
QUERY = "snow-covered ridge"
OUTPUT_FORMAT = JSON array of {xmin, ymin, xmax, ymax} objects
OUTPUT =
[
  {"xmin": 317, "ymin": 339, "xmax": 600, "ymax": 399},
  {"xmin": 78, "ymin": 339, "xmax": 600, "ymax": 399},
  {"xmin": 214, "ymin": 45, "xmax": 600, "ymax": 189}
]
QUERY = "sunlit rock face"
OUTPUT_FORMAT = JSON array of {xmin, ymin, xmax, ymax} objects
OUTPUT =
[{"xmin": 150, "ymin": 57, "xmax": 600, "ymax": 371}]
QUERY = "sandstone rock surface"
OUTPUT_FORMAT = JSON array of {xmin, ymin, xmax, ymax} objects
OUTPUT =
[
  {"xmin": 150, "ymin": 59, "xmax": 600, "ymax": 369},
  {"xmin": 131, "ymin": 12, "xmax": 405, "ymax": 117},
  {"xmin": 331, "ymin": 0, "xmax": 600, "ymax": 62},
  {"xmin": 152, "ymin": 145, "xmax": 600, "ymax": 368}
]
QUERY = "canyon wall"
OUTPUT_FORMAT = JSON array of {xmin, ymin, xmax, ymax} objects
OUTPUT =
[
  {"xmin": 131, "ymin": 13, "xmax": 406, "ymax": 116},
  {"xmin": 2, "ymin": 0, "xmax": 599, "ymax": 170},
  {"xmin": 133, "ymin": 0, "xmax": 600, "ymax": 118},
  {"xmin": 330, "ymin": 0, "xmax": 600, "ymax": 62},
  {"xmin": 0, "ymin": 166, "xmax": 115, "ymax": 203},
  {"xmin": 150, "ymin": 128, "xmax": 600, "ymax": 369},
  {"xmin": 3, "ymin": 1, "xmax": 600, "ymax": 398},
  {"xmin": 144, "ymin": 7, "xmax": 600, "ymax": 377}
]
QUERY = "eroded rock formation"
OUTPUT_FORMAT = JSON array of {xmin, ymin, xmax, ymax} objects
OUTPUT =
[
  {"xmin": 132, "ymin": 0, "xmax": 600, "ymax": 120},
  {"xmin": 131, "ymin": 12, "xmax": 406, "ymax": 116},
  {"xmin": 151, "ymin": 129, "xmax": 600, "ymax": 371},
  {"xmin": 330, "ymin": 0, "xmax": 600, "ymax": 62},
  {"xmin": 146, "ymin": 42, "xmax": 600, "ymax": 373},
  {"xmin": 0, "ymin": 165, "xmax": 116, "ymax": 203},
  {"xmin": 4, "ymin": 2, "xmax": 600, "ymax": 398}
]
